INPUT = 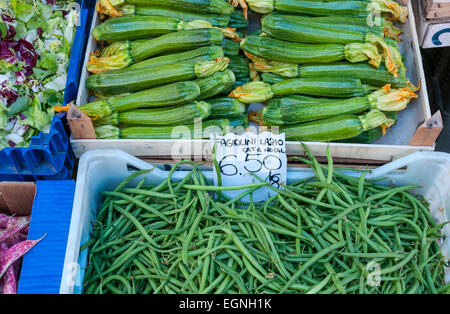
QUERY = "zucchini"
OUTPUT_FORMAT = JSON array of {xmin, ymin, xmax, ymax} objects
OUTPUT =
[
  {"xmin": 87, "ymin": 28, "xmax": 224, "ymax": 73},
  {"xmin": 269, "ymin": 12, "xmax": 403, "ymax": 41},
  {"xmin": 79, "ymin": 81, "xmax": 201, "ymax": 119},
  {"xmin": 228, "ymin": 55, "xmax": 250, "ymax": 79},
  {"xmin": 208, "ymin": 97, "xmax": 247, "ymax": 118},
  {"xmin": 121, "ymin": 5, "xmax": 230, "ymax": 27},
  {"xmin": 229, "ymin": 9, "xmax": 248, "ymax": 28},
  {"xmin": 95, "ymin": 118, "xmax": 230, "ymax": 139},
  {"xmin": 280, "ymin": 110, "xmax": 391, "ymax": 142},
  {"xmin": 95, "ymin": 101, "xmax": 211, "ymax": 126},
  {"xmin": 229, "ymin": 78, "xmax": 376, "ymax": 103},
  {"xmin": 222, "ymin": 38, "xmax": 240, "ymax": 56},
  {"xmin": 250, "ymin": 86, "xmax": 417, "ymax": 126},
  {"xmin": 241, "ymin": 35, "xmax": 382, "ymax": 69},
  {"xmin": 86, "ymin": 57, "xmax": 230, "ymax": 95},
  {"xmin": 253, "ymin": 61, "xmax": 408, "ymax": 87},
  {"xmin": 261, "ymin": 14, "xmax": 403, "ymax": 76},
  {"xmin": 195, "ymin": 69, "xmax": 236, "ymax": 99},
  {"xmin": 97, "ymin": 0, "xmax": 235, "ymax": 16},
  {"xmin": 233, "ymin": 77, "xmax": 251, "ymax": 90},
  {"xmin": 261, "ymin": 73, "xmax": 285, "ymax": 84},
  {"xmin": 243, "ymin": 0, "xmax": 408, "ymax": 23},
  {"xmin": 125, "ymin": 46, "xmax": 224, "ymax": 71},
  {"xmin": 92, "ymin": 16, "xmax": 216, "ymax": 43}
]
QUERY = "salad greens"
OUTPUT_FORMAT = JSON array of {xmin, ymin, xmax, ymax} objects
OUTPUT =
[{"xmin": 0, "ymin": 0, "xmax": 79, "ymax": 149}]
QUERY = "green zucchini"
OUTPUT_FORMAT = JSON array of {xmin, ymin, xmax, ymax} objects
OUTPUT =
[
  {"xmin": 125, "ymin": 46, "xmax": 224, "ymax": 71},
  {"xmin": 195, "ymin": 69, "xmax": 236, "ymax": 100},
  {"xmin": 230, "ymin": 78, "xmax": 376, "ymax": 103},
  {"xmin": 241, "ymin": 35, "xmax": 382, "ymax": 68},
  {"xmin": 261, "ymin": 73, "xmax": 285, "ymax": 84},
  {"xmin": 222, "ymin": 38, "xmax": 240, "ymax": 56},
  {"xmin": 98, "ymin": 0, "xmax": 234, "ymax": 16},
  {"xmin": 121, "ymin": 5, "xmax": 230, "ymax": 27},
  {"xmin": 87, "ymin": 28, "xmax": 224, "ymax": 73},
  {"xmin": 229, "ymin": 9, "xmax": 248, "ymax": 28},
  {"xmin": 251, "ymin": 86, "xmax": 417, "ymax": 126},
  {"xmin": 92, "ymin": 16, "xmax": 216, "ymax": 42},
  {"xmin": 208, "ymin": 97, "xmax": 247, "ymax": 118},
  {"xmin": 254, "ymin": 61, "xmax": 408, "ymax": 87},
  {"xmin": 228, "ymin": 55, "xmax": 250, "ymax": 80},
  {"xmin": 79, "ymin": 81, "xmax": 201, "ymax": 119},
  {"xmin": 261, "ymin": 14, "xmax": 403, "ymax": 76},
  {"xmin": 95, "ymin": 118, "xmax": 230, "ymax": 139},
  {"xmin": 280, "ymin": 110, "xmax": 391, "ymax": 142},
  {"xmin": 86, "ymin": 57, "xmax": 229, "ymax": 95},
  {"xmin": 269, "ymin": 12, "xmax": 403, "ymax": 41},
  {"xmin": 243, "ymin": 0, "xmax": 408, "ymax": 23},
  {"xmin": 339, "ymin": 112, "xmax": 398, "ymax": 143},
  {"xmin": 95, "ymin": 101, "xmax": 211, "ymax": 126},
  {"xmin": 232, "ymin": 77, "xmax": 251, "ymax": 90}
]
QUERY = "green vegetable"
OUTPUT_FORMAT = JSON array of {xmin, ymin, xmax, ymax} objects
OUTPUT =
[
  {"xmin": 91, "ymin": 15, "xmax": 221, "ymax": 42},
  {"xmin": 121, "ymin": 5, "xmax": 230, "ymax": 27},
  {"xmin": 87, "ymin": 28, "xmax": 224, "ymax": 73},
  {"xmin": 229, "ymin": 78, "xmax": 376, "ymax": 103},
  {"xmin": 250, "ymin": 85, "xmax": 417, "ymax": 126},
  {"xmin": 261, "ymin": 13, "xmax": 403, "ymax": 77},
  {"xmin": 96, "ymin": 0, "xmax": 235, "ymax": 16},
  {"xmin": 280, "ymin": 110, "xmax": 390, "ymax": 141},
  {"xmin": 229, "ymin": 9, "xmax": 248, "ymax": 28},
  {"xmin": 227, "ymin": 55, "xmax": 250, "ymax": 80},
  {"xmin": 339, "ymin": 112, "xmax": 398, "ymax": 143},
  {"xmin": 86, "ymin": 57, "xmax": 229, "ymax": 95},
  {"xmin": 241, "ymin": 35, "xmax": 382, "ymax": 69},
  {"xmin": 94, "ymin": 101, "xmax": 211, "ymax": 127},
  {"xmin": 253, "ymin": 61, "xmax": 408, "ymax": 87},
  {"xmin": 242, "ymin": 0, "xmax": 408, "ymax": 23},
  {"xmin": 79, "ymin": 81, "xmax": 201, "ymax": 119},
  {"xmin": 194, "ymin": 69, "xmax": 236, "ymax": 100},
  {"xmin": 208, "ymin": 97, "xmax": 247, "ymax": 118},
  {"xmin": 222, "ymin": 38, "xmax": 240, "ymax": 56}
]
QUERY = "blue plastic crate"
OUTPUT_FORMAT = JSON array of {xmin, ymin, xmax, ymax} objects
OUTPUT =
[
  {"xmin": 17, "ymin": 180, "xmax": 76, "ymax": 294},
  {"xmin": 0, "ymin": 0, "xmax": 94, "ymax": 181}
]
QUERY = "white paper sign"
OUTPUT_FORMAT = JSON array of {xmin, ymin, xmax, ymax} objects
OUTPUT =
[{"xmin": 210, "ymin": 131, "xmax": 287, "ymax": 203}]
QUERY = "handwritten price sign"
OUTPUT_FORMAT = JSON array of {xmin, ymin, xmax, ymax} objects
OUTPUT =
[{"xmin": 210, "ymin": 132, "xmax": 287, "ymax": 203}]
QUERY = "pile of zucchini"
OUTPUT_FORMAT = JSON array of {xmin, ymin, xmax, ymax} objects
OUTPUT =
[
  {"xmin": 226, "ymin": 0, "xmax": 419, "ymax": 143},
  {"xmin": 79, "ymin": 0, "xmax": 253, "ymax": 139}
]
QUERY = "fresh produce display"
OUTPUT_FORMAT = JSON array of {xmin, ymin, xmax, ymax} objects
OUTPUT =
[
  {"xmin": 0, "ymin": 213, "xmax": 44, "ymax": 294},
  {"xmin": 77, "ymin": 3, "xmax": 251, "ymax": 137},
  {"xmin": 80, "ymin": 145, "xmax": 448, "ymax": 294},
  {"xmin": 0, "ymin": 0, "xmax": 79, "ymax": 150}
]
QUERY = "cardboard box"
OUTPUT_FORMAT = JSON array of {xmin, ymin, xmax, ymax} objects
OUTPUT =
[
  {"xmin": 424, "ymin": 0, "xmax": 450, "ymax": 19},
  {"xmin": 416, "ymin": 0, "xmax": 450, "ymax": 48},
  {"xmin": 0, "ymin": 182, "xmax": 36, "ymax": 216}
]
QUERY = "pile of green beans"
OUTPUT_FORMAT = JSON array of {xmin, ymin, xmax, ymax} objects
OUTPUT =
[{"xmin": 81, "ymin": 145, "xmax": 449, "ymax": 294}]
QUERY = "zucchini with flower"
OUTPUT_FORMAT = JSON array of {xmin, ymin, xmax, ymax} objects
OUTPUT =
[
  {"xmin": 87, "ymin": 28, "xmax": 224, "ymax": 73},
  {"xmin": 77, "ymin": 81, "xmax": 201, "ymax": 120},
  {"xmin": 125, "ymin": 46, "xmax": 224, "ymax": 71},
  {"xmin": 268, "ymin": 12, "xmax": 403, "ymax": 41},
  {"xmin": 238, "ymin": 0, "xmax": 408, "ymax": 23},
  {"xmin": 195, "ymin": 69, "xmax": 236, "ymax": 99},
  {"xmin": 229, "ymin": 78, "xmax": 376, "ymax": 103},
  {"xmin": 280, "ymin": 109, "xmax": 392, "ymax": 142},
  {"xmin": 261, "ymin": 13, "xmax": 404, "ymax": 76},
  {"xmin": 208, "ymin": 97, "xmax": 247, "ymax": 118},
  {"xmin": 96, "ymin": 0, "xmax": 235, "ymax": 17},
  {"xmin": 95, "ymin": 118, "xmax": 231, "ymax": 139},
  {"xmin": 119, "ymin": 6, "xmax": 230, "ymax": 27},
  {"xmin": 241, "ymin": 35, "xmax": 382, "ymax": 69},
  {"xmin": 86, "ymin": 57, "xmax": 230, "ymax": 95},
  {"xmin": 93, "ymin": 101, "xmax": 211, "ymax": 127},
  {"xmin": 250, "ymin": 85, "xmax": 418, "ymax": 126},
  {"xmin": 250, "ymin": 59, "xmax": 410, "ymax": 88}
]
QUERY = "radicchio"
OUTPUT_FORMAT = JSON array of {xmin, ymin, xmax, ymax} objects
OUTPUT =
[
  {"xmin": 0, "ymin": 39, "xmax": 38, "ymax": 85},
  {"xmin": 1, "ymin": 15, "xmax": 16, "ymax": 40},
  {"xmin": 0, "ymin": 82, "xmax": 19, "ymax": 105}
]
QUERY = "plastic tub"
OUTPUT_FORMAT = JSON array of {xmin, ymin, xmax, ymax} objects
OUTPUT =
[{"xmin": 60, "ymin": 149, "xmax": 450, "ymax": 294}]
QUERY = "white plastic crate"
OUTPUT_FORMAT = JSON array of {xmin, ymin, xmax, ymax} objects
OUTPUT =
[
  {"xmin": 60, "ymin": 149, "xmax": 450, "ymax": 294},
  {"xmin": 71, "ymin": 1, "xmax": 434, "ymax": 163}
]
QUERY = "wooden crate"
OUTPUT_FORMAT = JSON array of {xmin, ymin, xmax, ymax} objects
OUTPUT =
[
  {"xmin": 424, "ymin": 0, "xmax": 450, "ymax": 19},
  {"xmin": 72, "ymin": 1, "xmax": 436, "ymax": 164}
]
